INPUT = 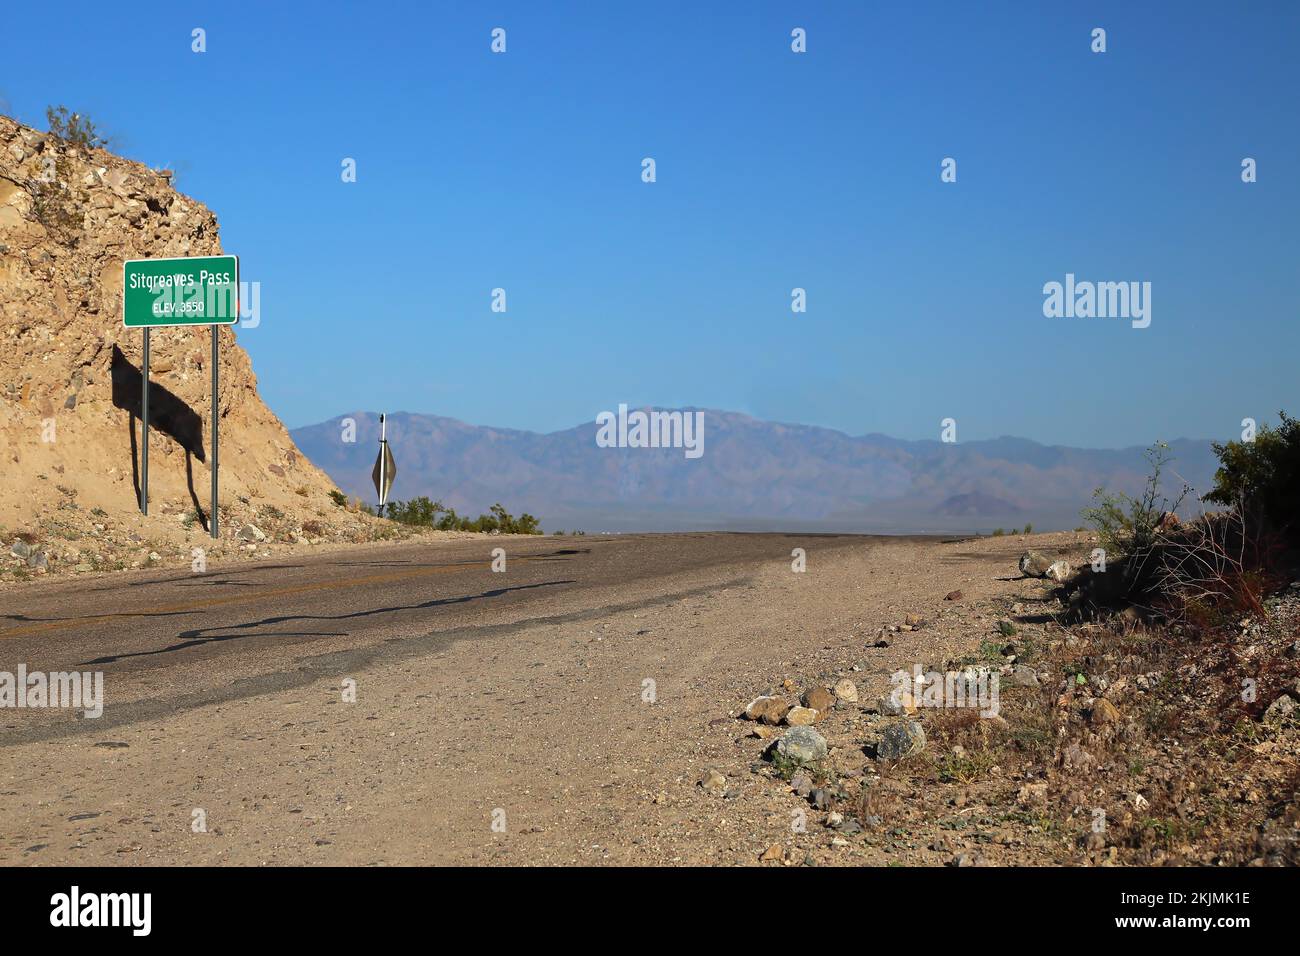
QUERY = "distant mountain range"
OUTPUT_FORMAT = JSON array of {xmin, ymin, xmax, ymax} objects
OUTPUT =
[{"xmin": 290, "ymin": 410, "xmax": 1222, "ymax": 534}]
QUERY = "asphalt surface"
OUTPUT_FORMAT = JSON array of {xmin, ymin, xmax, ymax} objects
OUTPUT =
[{"xmin": 0, "ymin": 532, "xmax": 886, "ymax": 747}]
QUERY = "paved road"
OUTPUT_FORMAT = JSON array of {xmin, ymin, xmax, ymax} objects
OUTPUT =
[{"xmin": 0, "ymin": 532, "xmax": 886, "ymax": 747}]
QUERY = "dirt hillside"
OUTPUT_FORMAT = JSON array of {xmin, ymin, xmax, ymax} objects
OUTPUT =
[{"xmin": 0, "ymin": 114, "xmax": 397, "ymax": 577}]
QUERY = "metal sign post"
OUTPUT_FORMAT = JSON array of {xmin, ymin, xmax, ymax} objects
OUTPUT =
[
  {"xmin": 122, "ymin": 255, "xmax": 239, "ymax": 530},
  {"xmin": 211, "ymin": 325, "xmax": 219, "ymax": 539},
  {"xmin": 378, "ymin": 413, "xmax": 387, "ymax": 514},
  {"xmin": 140, "ymin": 327, "xmax": 150, "ymax": 515},
  {"xmin": 371, "ymin": 413, "xmax": 397, "ymax": 514}
]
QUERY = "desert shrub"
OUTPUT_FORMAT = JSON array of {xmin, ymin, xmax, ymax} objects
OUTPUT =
[
  {"xmin": 1081, "ymin": 442, "xmax": 1188, "ymax": 560},
  {"xmin": 18, "ymin": 107, "xmax": 109, "ymax": 244},
  {"xmin": 45, "ymin": 105, "xmax": 107, "ymax": 149},
  {"xmin": 327, "ymin": 490, "xmax": 348, "ymax": 508},
  {"xmin": 382, "ymin": 497, "xmax": 541, "ymax": 534},
  {"xmin": 24, "ymin": 155, "xmax": 81, "ymax": 240},
  {"xmin": 1074, "ymin": 434, "xmax": 1290, "ymax": 620},
  {"xmin": 1205, "ymin": 411, "xmax": 1300, "ymax": 540},
  {"xmin": 486, "ymin": 503, "xmax": 541, "ymax": 535},
  {"xmin": 384, "ymin": 496, "xmax": 440, "ymax": 526}
]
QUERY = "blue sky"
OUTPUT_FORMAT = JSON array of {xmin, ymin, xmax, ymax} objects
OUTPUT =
[{"xmin": 3, "ymin": 1, "xmax": 1297, "ymax": 447}]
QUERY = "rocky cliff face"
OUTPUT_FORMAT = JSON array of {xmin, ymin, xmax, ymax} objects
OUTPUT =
[{"xmin": 0, "ymin": 114, "xmax": 373, "ymax": 575}]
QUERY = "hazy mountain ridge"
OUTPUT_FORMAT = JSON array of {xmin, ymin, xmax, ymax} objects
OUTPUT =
[{"xmin": 291, "ymin": 410, "xmax": 1222, "ymax": 533}]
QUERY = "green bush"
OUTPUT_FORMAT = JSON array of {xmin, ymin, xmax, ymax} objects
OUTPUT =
[
  {"xmin": 1082, "ymin": 442, "xmax": 1188, "ymax": 559},
  {"xmin": 1205, "ymin": 411, "xmax": 1299, "ymax": 538},
  {"xmin": 45, "ymin": 105, "xmax": 107, "ymax": 149},
  {"xmin": 382, "ymin": 496, "xmax": 541, "ymax": 535},
  {"xmin": 22, "ymin": 106, "xmax": 109, "ymax": 244}
]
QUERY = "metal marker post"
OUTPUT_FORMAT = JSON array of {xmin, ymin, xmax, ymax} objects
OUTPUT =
[
  {"xmin": 377, "ymin": 413, "xmax": 387, "ymax": 515},
  {"xmin": 211, "ymin": 325, "xmax": 219, "ymax": 539},
  {"xmin": 140, "ymin": 327, "xmax": 150, "ymax": 515}
]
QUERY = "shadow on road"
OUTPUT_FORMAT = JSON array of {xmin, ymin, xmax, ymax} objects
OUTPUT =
[
  {"xmin": 87, "ymin": 564, "xmax": 309, "ymax": 593},
  {"xmin": 77, "ymin": 579, "xmax": 575, "ymax": 666}
]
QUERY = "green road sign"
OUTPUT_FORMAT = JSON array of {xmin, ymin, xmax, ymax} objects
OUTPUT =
[{"xmin": 123, "ymin": 255, "xmax": 240, "ymax": 328}]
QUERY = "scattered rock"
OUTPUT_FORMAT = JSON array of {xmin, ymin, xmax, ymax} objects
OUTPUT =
[
  {"xmin": 774, "ymin": 726, "xmax": 828, "ymax": 766},
  {"xmin": 944, "ymin": 590, "xmax": 963, "ymax": 601},
  {"xmin": 802, "ymin": 687, "xmax": 835, "ymax": 712},
  {"xmin": 1018, "ymin": 550, "xmax": 1053, "ymax": 578},
  {"xmin": 878, "ymin": 690, "xmax": 917, "ymax": 716},
  {"xmin": 1012, "ymin": 665, "xmax": 1040, "ymax": 688},
  {"xmin": 10, "ymin": 540, "xmax": 32, "ymax": 559},
  {"xmin": 1046, "ymin": 560, "xmax": 1073, "ymax": 582},
  {"xmin": 832, "ymin": 678, "xmax": 858, "ymax": 704},
  {"xmin": 1090, "ymin": 698, "xmax": 1121, "ymax": 726},
  {"xmin": 904, "ymin": 612, "xmax": 924, "ymax": 627},
  {"xmin": 785, "ymin": 706, "xmax": 819, "ymax": 726},
  {"xmin": 759, "ymin": 843, "xmax": 784, "ymax": 863},
  {"xmin": 1016, "ymin": 782, "xmax": 1048, "ymax": 807},
  {"xmin": 237, "ymin": 524, "xmax": 266, "ymax": 543},
  {"xmin": 744, "ymin": 695, "xmax": 791, "ymax": 725},
  {"xmin": 833, "ymin": 816, "xmax": 863, "ymax": 837},
  {"xmin": 26, "ymin": 551, "xmax": 48, "ymax": 570},
  {"xmin": 877, "ymin": 720, "xmax": 926, "ymax": 761},
  {"xmin": 698, "ymin": 769, "xmax": 727, "ymax": 792},
  {"xmin": 1263, "ymin": 694, "xmax": 1297, "ymax": 724}
]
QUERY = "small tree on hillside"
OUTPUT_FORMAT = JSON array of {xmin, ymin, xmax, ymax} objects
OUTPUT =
[{"xmin": 45, "ymin": 105, "xmax": 107, "ymax": 149}]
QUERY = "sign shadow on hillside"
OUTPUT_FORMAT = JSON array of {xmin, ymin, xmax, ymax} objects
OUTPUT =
[{"xmin": 110, "ymin": 345, "xmax": 209, "ymax": 531}]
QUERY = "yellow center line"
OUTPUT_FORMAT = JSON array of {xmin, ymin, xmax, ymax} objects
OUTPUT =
[{"xmin": 0, "ymin": 554, "xmax": 554, "ymax": 640}]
